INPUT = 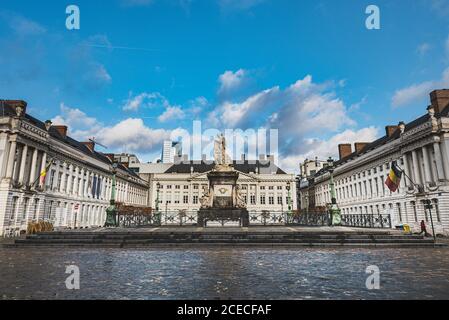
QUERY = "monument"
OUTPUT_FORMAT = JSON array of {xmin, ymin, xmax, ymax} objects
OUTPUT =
[{"xmin": 197, "ymin": 134, "xmax": 250, "ymax": 227}]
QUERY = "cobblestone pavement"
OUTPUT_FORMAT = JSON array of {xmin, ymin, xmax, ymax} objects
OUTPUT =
[{"xmin": 1, "ymin": 246, "xmax": 449, "ymax": 300}]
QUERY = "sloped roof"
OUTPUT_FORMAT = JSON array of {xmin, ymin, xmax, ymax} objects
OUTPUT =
[{"xmin": 165, "ymin": 160, "xmax": 287, "ymax": 174}]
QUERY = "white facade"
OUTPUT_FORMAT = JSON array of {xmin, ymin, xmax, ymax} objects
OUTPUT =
[
  {"xmin": 311, "ymin": 90, "xmax": 449, "ymax": 235},
  {"xmin": 0, "ymin": 101, "xmax": 148, "ymax": 237},
  {"xmin": 148, "ymin": 164, "xmax": 297, "ymax": 214},
  {"xmin": 162, "ymin": 140, "xmax": 182, "ymax": 164}
]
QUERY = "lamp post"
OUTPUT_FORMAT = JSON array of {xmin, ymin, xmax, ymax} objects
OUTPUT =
[
  {"xmin": 328, "ymin": 157, "xmax": 341, "ymax": 226},
  {"xmin": 104, "ymin": 163, "xmax": 118, "ymax": 227},
  {"xmin": 155, "ymin": 183, "xmax": 161, "ymax": 211}
]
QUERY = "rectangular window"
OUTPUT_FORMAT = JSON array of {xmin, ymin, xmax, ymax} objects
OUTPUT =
[
  {"xmin": 260, "ymin": 196, "xmax": 266, "ymax": 205},
  {"xmin": 183, "ymin": 195, "xmax": 189, "ymax": 204},
  {"xmin": 250, "ymin": 195, "xmax": 256, "ymax": 205},
  {"xmin": 277, "ymin": 196, "xmax": 283, "ymax": 205},
  {"xmin": 269, "ymin": 196, "xmax": 275, "ymax": 205},
  {"xmin": 193, "ymin": 195, "xmax": 199, "ymax": 204}
]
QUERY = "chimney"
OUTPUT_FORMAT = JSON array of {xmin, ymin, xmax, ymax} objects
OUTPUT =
[
  {"xmin": 53, "ymin": 125, "xmax": 68, "ymax": 139},
  {"xmin": 385, "ymin": 125, "xmax": 398, "ymax": 137},
  {"xmin": 354, "ymin": 142, "xmax": 369, "ymax": 154},
  {"xmin": 430, "ymin": 89, "xmax": 449, "ymax": 115},
  {"xmin": 82, "ymin": 141, "xmax": 95, "ymax": 152},
  {"xmin": 338, "ymin": 144, "xmax": 352, "ymax": 160}
]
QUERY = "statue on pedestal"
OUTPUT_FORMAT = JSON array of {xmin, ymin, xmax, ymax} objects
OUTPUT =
[{"xmin": 214, "ymin": 134, "xmax": 233, "ymax": 172}]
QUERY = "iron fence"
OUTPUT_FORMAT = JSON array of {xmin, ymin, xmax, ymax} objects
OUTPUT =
[{"xmin": 116, "ymin": 210, "xmax": 392, "ymax": 229}]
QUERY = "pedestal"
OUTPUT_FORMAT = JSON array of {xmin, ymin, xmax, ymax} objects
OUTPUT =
[{"xmin": 197, "ymin": 208, "xmax": 249, "ymax": 227}]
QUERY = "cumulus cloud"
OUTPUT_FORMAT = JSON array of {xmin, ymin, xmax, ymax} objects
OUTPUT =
[
  {"xmin": 392, "ymin": 67, "xmax": 449, "ymax": 108},
  {"xmin": 158, "ymin": 106, "xmax": 185, "ymax": 122},
  {"xmin": 218, "ymin": 69, "xmax": 248, "ymax": 96},
  {"xmin": 52, "ymin": 103, "xmax": 172, "ymax": 155},
  {"xmin": 279, "ymin": 127, "xmax": 381, "ymax": 173}
]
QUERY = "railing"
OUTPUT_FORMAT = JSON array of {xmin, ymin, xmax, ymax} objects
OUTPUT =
[
  {"xmin": 116, "ymin": 210, "xmax": 392, "ymax": 229},
  {"xmin": 340, "ymin": 214, "xmax": 392, "ymax": 229}
]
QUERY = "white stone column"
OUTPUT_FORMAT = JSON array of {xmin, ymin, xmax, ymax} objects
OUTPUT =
[
  {"xmin": 59, "ymin": 163, "xmax": 67, "ymax": 193},
  {"xmin": 18, "ymin": 144, "xmax": 28, "ymax": 184},
  {"xmin": 439, "ymin": 137, "xmax": 449, "ymax": 181},
  {"xmin": 402, "ymin": 153, "xmax": 411, "ymax": 187},
  {"xmin": 78, "ymin": 168, "xmax": 84, "ymax": 196},
  {"xmin": 29, "ymin": 148, "xmax": 39, "ymax": 185},
  {"xmin": 5, "ymin": 141, "xmax": 17, "ymax": 179},
  {"xmin": 411, "ymin": 150, "xmax": 422, "ymax": 185},
  {"xmin": 84, "ymin": 170, "xmax": 90, "ymax": 198},
  {"xmin": 422, "ymin": 146, "xmax": 433, "ymax": 184},
  {"xmin": 431, "ymin": 141, "xmax": 444, "ymax": 181}
]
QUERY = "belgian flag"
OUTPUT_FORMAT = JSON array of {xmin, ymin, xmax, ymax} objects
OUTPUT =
[{"xmin": 385, "ymin": 161, "xmax": 403, "ymax": 192}]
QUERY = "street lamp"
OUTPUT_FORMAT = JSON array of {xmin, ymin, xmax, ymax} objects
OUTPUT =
[
  {"xmin": 328, "ymin": 157, "xmax": 341, "ymax": 226},
  {"xmin": 155, "ymin": 182, "xmax": 161, "ymax": 211},
  {"xmin": 104, "ymin": 162, "xmax": 118, "ymax": 227},
  {"xmin": 286, "ymin": 182, "xmax": 292, "ymax": 213}
]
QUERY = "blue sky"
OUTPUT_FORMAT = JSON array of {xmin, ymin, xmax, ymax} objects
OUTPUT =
[{"xmin": 1, "ymin": 0, "xmax": 449, "ymax": 172}]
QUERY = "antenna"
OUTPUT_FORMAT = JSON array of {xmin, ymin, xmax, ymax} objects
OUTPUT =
[{"xmin": 89, "ymin": 137, "xmax": 108, "ymax": 149}]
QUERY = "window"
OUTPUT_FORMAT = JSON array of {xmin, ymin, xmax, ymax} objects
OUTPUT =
[
  {"xmin": 277, "ymin": 186, "xmax": 283, "ymax": 190},
  {"xmin": 23, "ymin": 197, "xmax": 29, "ymax": 220},
  {"xmin": 33, "ymin": 198, "xmax": 39, "ymax": 220},
  {"xmin": 260, "ymin": 196, "xmax": 266, "ymax": 205},
  {"xmin": 184, "ymin": 185, "xmax": 189, "ymax": 190},
  {"xmin": 175, "ymin": 185, "xmax": 181, "ymax": 190},
  {"xmin": 49, "ymin": 170, "xmax": 56, "ymax": 188},
  {"xmin": 193, "ymin": 184, "xmax": 199, "ymax": 190},
  {"xmin": 57, "ymin": 172, "xmax": 63, "ymax": 190},
  {"xmin": 269, "ymin": 196, "xmax": 274, "ymax": 205},
  {"xmin": 277, "ymin": 196, "xmax": 283, "ymax": 205},
  {"xmin": 10, "ymin": 196, "xmax": 19, "ymax": 220},
  {"xmin": 174, "ymin": 193, "xmax": 180, "ymax": 204},
  {"xmin": 183, "ymin": 195, "xmax": 189, "ymax": 204},
  {"xmin": 433, "ymin": 199, "xmax": 441, "ymax": 222},
  {"xmin": 269, "ymin": 186, "xmax": 274, "ymax": 190},
  {"xmin": 250, "ymin": 195, "xmax": 256, "ymax": 205},
  {"xmin": 167, "ymin": 185, "xmax": 172, "ymax": 189},
  {"xmin": 193, "ymin": 195, "xmax": 199, "ymax": 204},
  {"xmin": 260, "ymin": 186, "xmax": 265, "ymax": 190}
]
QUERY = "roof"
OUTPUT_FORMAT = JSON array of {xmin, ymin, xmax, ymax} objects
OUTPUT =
[
  {"xmin": 1, "ymin": 101, "xmax": 142, "ymax": 180},
  {"xmin": 165, "ymin": 160, "xmax": 287, "ymax": 175}
]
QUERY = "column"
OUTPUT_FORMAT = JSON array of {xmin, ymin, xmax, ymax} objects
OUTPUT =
[
  {"xmin": 411, "ymin": 150, "xmax": 422, "ymax": 185},
  {"xmin": 18, "ymin": 144, "xmax": 28, "ymax": 184},
  {"xmin": 402, "ymin": 153, "xmax": 411, "ymax": 187},
  {"xmin": 78, "ymin": 168, "xmax": 85, "ymax": 196},
  {"xmin": 52, "ymin": 160, "xmax": 60, "ymax": 191},
  {"xmin": 433, "ymin": 141, "xmax": 445, "ymax": 181},
  {"xmin": 29, "ymin": 148, "xmax": 39, "ymax": 185},
  {"xmin": 422, "ymin": 146, "xmax": 433, "ymax": 184},
  {"xmin": 38, "ymin": 152, "xmax": 47, "ymax": 187},
  {"xmin": 5, "ymin": 141, "xmax": 17, "ymax": 179},
  {"xmin": 84, "ymin": 170, "xmax": 90, "ymax": 197},
  {"xmin": 59, "ymin": 163, "xmax": 67, "ymax": 193}
]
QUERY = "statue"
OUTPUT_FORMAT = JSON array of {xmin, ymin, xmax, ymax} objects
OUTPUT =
[
  {"xmin": 214, "ymin": 134, "xmax": 233, "ymax": 171},
  {"xmin": 200, "ymin": 189, "xmax": 213, "ymax": 208},
  {"xmin": 234, "ymin": 185, "xmax": 247, "ymax": 209}
]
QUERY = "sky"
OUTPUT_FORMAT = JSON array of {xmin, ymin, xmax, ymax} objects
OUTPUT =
[{"xmin": 1, "ymin": 0, "xmax": 449, "ymax": 173}]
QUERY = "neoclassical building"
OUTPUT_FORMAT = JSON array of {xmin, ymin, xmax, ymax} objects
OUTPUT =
[
  {"xmin": 134, "ymin": 157, "xmax": 297, "ymax": 215},
  {"xmin": 309, "ymin": 90, "xmax": 449, "ymax": 235},
  {"xmin": 0, "ymin": 100, "xmax": 148, "ymax": 237}
]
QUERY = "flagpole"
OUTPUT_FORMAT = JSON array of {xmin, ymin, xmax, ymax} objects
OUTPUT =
[{"xmin": 395, "ymin": 163, "xmax": 437, "ymax": 243}]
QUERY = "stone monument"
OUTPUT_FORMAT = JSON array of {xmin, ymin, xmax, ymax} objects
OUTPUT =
[{"xmin": 197, "ymin": 134, "xmax": 250, "ymax": 227}]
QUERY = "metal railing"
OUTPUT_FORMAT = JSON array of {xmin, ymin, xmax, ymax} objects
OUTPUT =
[{"xmin": 116, "ymin": 210, "xmax": 392, "ymax": 229}]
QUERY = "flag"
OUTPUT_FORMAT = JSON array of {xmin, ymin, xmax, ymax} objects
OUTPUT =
[
  {"xmin": 385, "ymin": 161, "xmax": 403, "ymax": 192},
  {"xmin": 39, "ymin": 169, "xmax": 47, "ymax": 185}
]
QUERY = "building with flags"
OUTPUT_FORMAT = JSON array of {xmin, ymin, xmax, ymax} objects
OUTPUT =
[
  {"xmin": 304, "ymin": 89, "xmax": 449, "ymax": 235},
  {"xmin": 0, "ymin": 100, "xmax": 149, "ymax": 237}
]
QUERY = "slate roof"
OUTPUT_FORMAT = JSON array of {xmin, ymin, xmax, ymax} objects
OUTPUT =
[{"xmin": 165, "ymin": 160, "xmax": 287, "ymax": 175}]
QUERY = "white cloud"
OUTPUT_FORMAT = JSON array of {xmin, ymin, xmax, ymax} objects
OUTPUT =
[
  {"xmin": 158, "ymin": 106, "xmax": 185, "ymax": 122},
  {"xmin": 392, "ymin": 67, "xmax": 449, "ymax": 108},
  {"xmin": 279, "ymin": 127, "xmax": 381, "ymax": 173},
  {"xmin": 417, "ymin": 43, "xmax": 431, "ymax": 56},
  {"xmin": 0, "ymin": 11, "xmax": 46, "ymax": 36},
  {"xmin": 218, "ymin": 69, "xmax": 248, "ymax": 95},
  {"xmin": 52, "ymin": 103, "xmax": 173, "ymax": 154}
]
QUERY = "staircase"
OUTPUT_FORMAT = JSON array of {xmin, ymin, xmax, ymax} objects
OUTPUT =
[{"xmin": 5, "ymin": 229, "xmax": 442, "ymax": 248}]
